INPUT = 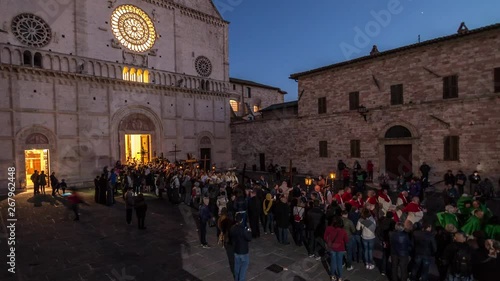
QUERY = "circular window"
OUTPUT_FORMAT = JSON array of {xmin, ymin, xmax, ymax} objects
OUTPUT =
[
  {"xmin": 11, "ymin": 13, "xmax": 52, "ymax": 48},
  {"xmin": 111, "ymin": 5, "xmax": 156, "ymax": 53},
  {"xmin": 195, "ymin": 56, "xmax": 212, "ymax": 77}
]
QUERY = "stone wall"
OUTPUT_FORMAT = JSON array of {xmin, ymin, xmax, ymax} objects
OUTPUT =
[
  {"xmin": 231, "ymin": 27, "xmax": 500, "ymax": 190},
  {"xmin": 230, "ymin": 81, "xmax": 285, "ymax": 116}
]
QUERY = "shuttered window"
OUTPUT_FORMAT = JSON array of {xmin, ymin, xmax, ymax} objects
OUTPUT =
[
  {"xmin": 349, "ymin": 91, "xmax": 359, "ymax": 110},
  {"xmin": 443, "ymin": 75, "xmax": 458, "ymax": 99},
  {"xmin": 319, "ymin": 141, "xmax": 328, "ymax": 158},
  {"xmin": 318, "ymin": 97, "xmax": 327, "ymax": 114},
  {"xmin": 390, "ymin": 84, "xmax": 404, "ymax": 105},
  {"xmin": 350, "ymin": 140, "xmax": 360, "ymax": 158},
  {"xmin": 494, "ymin": 68, "xmax": 500, "ymax": 93},
  {"xmin": 444, "ymin": 136, "xmax": 459, "ymax": 161}
]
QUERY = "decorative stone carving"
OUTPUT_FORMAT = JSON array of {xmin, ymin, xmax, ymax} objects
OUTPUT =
[
  {"xmin": 11, "ymin": 13, "xmax": 52, "ymax": 48},
  {"xmin": 123, "ymin": 51, "xmax": 148, "ymax": 67},
  {"xmin": 148, "ymin": 48, "xmax": 158, "ymax": 56},
  {"xmin": 108, "ymin": 0, "xmax": 117, "ymax": 8},
  {"xmin": 119, "ymin": 113, "xmax": 154, "ymax": 131},
  {"xmin": 200, "ymin": 136, "xmax": 211, "ymax": 145},
  {"xmin": 152, "ymin": 9, "xmax": 157, "ymax": 21},
  {"xmin": 0, "ymin": 21, "xmax": 8, "ymax": 33},
  {"xmin": 26, "ymin": 133, "xmax": 49, "ymax": 144},
  {"xmin": 111, "ymin": 38, "xmax": 122, "ymax": 49}
]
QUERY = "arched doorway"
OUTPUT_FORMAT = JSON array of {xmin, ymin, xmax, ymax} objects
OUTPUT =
[
  {"xmin": 119, "ymin": 113, "xmax": 155, "ymax": 164},
  {"xmin": 199, "ymin": 136, "xmax": 212, "ymax": 171},
  {"xmin": 384, "ymin": 125, "xmax": 413, "ymax": 178},
  {"xmin": 16, "ymin": 126, "xmax": 57, "ymax": 189}
]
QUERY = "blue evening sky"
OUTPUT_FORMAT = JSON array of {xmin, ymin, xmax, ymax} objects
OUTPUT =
[{"xmin": 216, "ymin": 0, "xmax": 500, "ymax": 101}]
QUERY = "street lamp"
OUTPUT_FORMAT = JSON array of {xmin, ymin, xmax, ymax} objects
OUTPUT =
[
  {"xmin": 358, "ymin": 105, "xmax": 369, "ymax": 122},
  {"xmin": 305, "ymin": 176, "xmax": 312, "ymax": 186},
  {"xmin": 329, "ymin": 172, "xmax": 336, "ymax": 189}
]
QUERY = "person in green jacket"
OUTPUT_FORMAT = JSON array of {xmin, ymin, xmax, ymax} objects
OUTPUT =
[
  {"xmin": 461, "ymin": 209, "xmax": 484, "ymax": 237},
  {"xmin": 436, "ymin": 205, "xmax": 459, "ymax": 229}
]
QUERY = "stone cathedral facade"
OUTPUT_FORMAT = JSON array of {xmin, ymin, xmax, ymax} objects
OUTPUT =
[{"xmin": 0, "ymin": 0, "xmax": 233, "ymax": 190}]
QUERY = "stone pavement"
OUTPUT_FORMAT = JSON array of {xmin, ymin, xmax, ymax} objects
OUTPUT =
[{"xmin": 1, "ymin": 188, "xmax": 497, "ymax": 281}]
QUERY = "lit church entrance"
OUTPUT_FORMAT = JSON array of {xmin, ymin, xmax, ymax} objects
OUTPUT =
[
  {"xmin": 125, "ymin": 134, "xmax": 151, "ymax": 164},
  {"xmin": 24, "ymin": 149, "xmax": 50, "ymax": 188}
]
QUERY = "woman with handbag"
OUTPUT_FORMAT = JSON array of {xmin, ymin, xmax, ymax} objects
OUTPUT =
[{"xmin": 324, "ymin": 216, "xmax": 348, "ymax": 281}]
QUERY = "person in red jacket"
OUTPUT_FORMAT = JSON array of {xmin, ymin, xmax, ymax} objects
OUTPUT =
[
  {"xmin": 324, "ymin": 216, "xmax": 349, "ymax": 281},
  {"xmin": 334, "ymin": 189, "xmax": 345, "ymax": 210},
  {"xmin": 366, "ymin": 160, "xmax": 374, "ymax": 181},
  {"xmin": 342, "ymin": 187, "xmax": 353, "ymax": 202}
]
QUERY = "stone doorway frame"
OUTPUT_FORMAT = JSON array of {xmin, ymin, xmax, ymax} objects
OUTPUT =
[
  {"xmin": 377, "ymin": 121, "xmax": 420, "ymax": 177},
  {"xmin": 15, "ymin": 125, "xmax": 57, "ymax": 188},
  {"xmin": 111, "ymin": 106, "xmax": 163, "ymax": 164}
]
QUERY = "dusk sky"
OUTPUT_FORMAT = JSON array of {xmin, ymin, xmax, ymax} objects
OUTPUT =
[{"xmin": 217, "ymin": 0, "xmax": 500, "ymax": 101}]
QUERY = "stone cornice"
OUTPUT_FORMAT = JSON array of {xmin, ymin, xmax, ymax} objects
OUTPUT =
[
  {"xmin": 0, "ymin": 65, "xmax": 231, "ymax": 98},
  {"xmin": 141, "ymin": 0, "xmax": 228, "ymax": 27}
]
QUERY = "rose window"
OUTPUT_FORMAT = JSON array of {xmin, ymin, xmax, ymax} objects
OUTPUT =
[
  {"xmin": 11, "ymin": 13, "xmax": 52, "ymax": 48},
  {"xmin": 195, "ymin": 56, "xmax": 212, "ymax": 77},
  {"xmin": 111, "ymin": 5, "xmax": 156, "ymax": 53}
]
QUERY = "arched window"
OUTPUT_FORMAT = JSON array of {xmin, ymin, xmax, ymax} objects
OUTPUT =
[
  {"xmin": 34, "ymin": 52, "xmax": 42, "ymax": 68},
  {"xmin": 385, "ymin": 125, "xmax": 412, "ymax": 138},
  {"xmin": 253, "ymin": 105, "xmax": 260, "ymax": 113},
  {"xmin": 205, "ymin": 80, "xmax": 210, "ymax": 91},
  {"xmin": 130, "ymin": 68, "xmax": 137, "ymax": 81},
  {"xmin": 122, "ymin": 66, "xmax": 149, "ymax": 83},
  {"xmin": 230, "ymin": 100, "xmax": 238, "ymax": 112},
  {"xmin": 137, "ymin": 69, "xmax": 143, "ymax": 82},
  {"xmin": 123, "ymin": 67, "xmax": 130, "ymax": 80},
  {"xmin": 200, "ymin": 79, "xmax": 205, "ymax": 90},
  {"xmin": 23, "ymin": 50, "xmax": 32, "ymax": 66}
]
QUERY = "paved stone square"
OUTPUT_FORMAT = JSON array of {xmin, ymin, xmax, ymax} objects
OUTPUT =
[{"xmin": 3, "ymin": 187, "xmax": 497, "ymax": 281}]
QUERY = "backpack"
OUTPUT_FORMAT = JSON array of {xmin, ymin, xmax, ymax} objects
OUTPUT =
[{"xmin": 453, "ymin": 245, "xmax": 472, "ymax": 276}]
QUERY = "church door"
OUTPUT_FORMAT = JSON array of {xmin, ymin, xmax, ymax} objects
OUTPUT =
[
  {"xmin": 385, "ymin": 144, "xmax": 412, "ymax": 179},
  {"xmin": 200, "ymin": 148, "xmax": 211, "ymax": 171},
  {"xmin": 259, "ymin": 153, "xmax": 266, "ymax": 172}
]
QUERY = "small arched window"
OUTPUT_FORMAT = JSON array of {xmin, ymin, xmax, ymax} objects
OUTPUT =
[
  {"xmin": 34, "ymin": 52, "xmax": 42, "ymax": 68},
  {"xmin": 205, "ymin": 80, "xmax": 210, "ymax": 91},
  {"xmin": 123, "ymin": 67, "xmax": 129, "ymax": 80},
  {"xmin": 130, "ymin": 68, "xmax": 137, "ymax": 81},
  {"xmin": 137, "ymin": 69, "xmax": 143, "ymax": 83},
  {"xmin": 143, "ymin": 70, "xmax": 149, "ymax": 83},
  {"xmin": 23, "ymin": 50, "xmax": 32, "ymax": 66}
]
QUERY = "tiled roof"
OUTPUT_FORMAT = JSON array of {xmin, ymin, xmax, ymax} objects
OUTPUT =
[
  {"xmin": 259, "ymin": 101, "xmax": 298, "ymax": 112},
  {"xmin": 230, "ymin": 77, "xmax": 287, "ymax": 94},
  {"xmin": 290, "ymin": 23, "xmax": 500, "ymax": 79}
]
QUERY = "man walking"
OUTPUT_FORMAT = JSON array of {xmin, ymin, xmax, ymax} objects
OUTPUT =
[
  {"xmin": 125, "ymin": 188, "xmax": 134, "ymax": 225},
  {"xmin": 411, "ymin": 222, "xmax": 437, "ymax": 281},
  {"xmin": 230, "ymin": 213, "xmax": 252, "ymax": 281}
]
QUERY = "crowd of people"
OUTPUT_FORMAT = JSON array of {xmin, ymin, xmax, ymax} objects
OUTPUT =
[{"xmin": 34, "ymin": 157, "xmax": 500, "ymax": 281}]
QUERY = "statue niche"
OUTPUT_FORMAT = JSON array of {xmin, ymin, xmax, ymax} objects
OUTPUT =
[{"xmin": 119, "ymin": 113, "xmax": 154, "ymax": 132}]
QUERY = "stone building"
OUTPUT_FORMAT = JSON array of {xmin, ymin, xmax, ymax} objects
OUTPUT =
[
  {"xmin": 0, "ymin": 0, "xmax": 233, "ymax": 191},
  {"xmin": 231, "ymin": 23, "xmax": 500, "ymax": 188},
  {"xmin": 228, "ymin": 77, "xmax": 286, "ymax": 120}
]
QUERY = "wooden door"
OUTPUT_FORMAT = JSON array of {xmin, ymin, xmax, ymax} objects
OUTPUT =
[
  {"xmin": 200, "ymin": 148, "xmax": 211, "ymax": 171},
  {"xmin": 385, "ymin": 145, "xmax": 412, "ymax": 179},
  {"xmin": 259, "ymin": 153, "xmax": 266, "ymax": 172}
]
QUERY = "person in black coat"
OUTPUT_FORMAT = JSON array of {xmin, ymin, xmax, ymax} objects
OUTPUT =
[
  {"xmin": 273, "ymin": 195, "xmax": 290, "ymax": 244},
  {"xmin": 247, "ymin": 189, "xmax": 261, "ymax": 238},
  {"xmin": 94, "ymin": 175, "xmax": 100, "ymax": 203},
  {"xmin": 305, "ymin": 200, "xmax": 325, "ymax": 258},
  {"xmin": 134, "ymin": 193, "xmax": 148, "ymax": 230}
]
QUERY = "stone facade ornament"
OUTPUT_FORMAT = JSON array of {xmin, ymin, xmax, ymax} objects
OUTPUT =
[
  {"xmin": 119, "ymin": 113, "xmax": 154, "ymax": 131},
  {"xmin": 108, "ymin": 0, "xmax": 117, "ymax": 8},
  {"xmin": 26, "ymin": 133, "xmax": 49, "ymax": 144},
  {"xmin": 111, "ymin": 38, "xmax": 122, "ymax": 49},
  {"xmin": 148, "ymin": 49, "xmax": 158, "ymax": 56}
]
